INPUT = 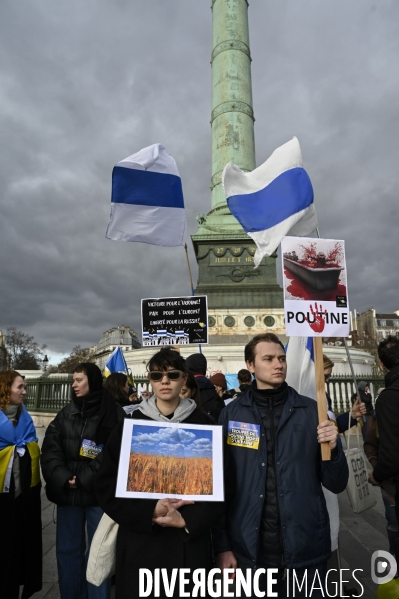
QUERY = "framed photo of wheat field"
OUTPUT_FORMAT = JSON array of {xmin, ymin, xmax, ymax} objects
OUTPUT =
[{"xmin": 115, "ymin": 420, "xmax": 224, "ymax": 501}]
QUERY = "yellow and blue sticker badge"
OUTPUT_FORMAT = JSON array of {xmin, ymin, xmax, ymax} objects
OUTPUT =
[
  {"xmin": 80, "ymin": 439, "xmax": 104, "ymax": 459},
  {"xmin": 227, "ymin": 421, "xmax": 260, "ymax": 449}
]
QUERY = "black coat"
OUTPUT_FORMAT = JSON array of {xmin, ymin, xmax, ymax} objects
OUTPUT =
[
  {"xmin": 251, "ymin": 384, "xmax": 287, "ymax": 567},
  {"xmin": 373, "ymin": 365, "xmax": 399, "ymax": 483},
  {"xmin": 0, "ymin": 448, "xmax": 42, "ymax": 599},
  {"xmin": 213, "ymin": 386, "xmax": 349, "ymax": 569},
  {"xmin": 351, "ymin": 389, "xmax": 373, "ymax": 415},
  {"xmin": 194, "ymin": 375, "xmax": 225, "ymax": 422},
  {"xmin": 94, "ymin": 408, "xmax": 226, "ymax": 599},
  {"xmin": 41, "ymin": 397, "xmax": 124, "ymax": 506}
]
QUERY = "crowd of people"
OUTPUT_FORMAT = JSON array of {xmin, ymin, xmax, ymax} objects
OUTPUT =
[{"xmin": 1, "ymin": 333, "xmax": 398, "ymax": 598}]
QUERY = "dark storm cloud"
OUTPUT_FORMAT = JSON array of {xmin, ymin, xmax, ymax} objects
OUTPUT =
[{"xmin": 0, "ymin": 0, "xmax": 398, "ymax": 354}]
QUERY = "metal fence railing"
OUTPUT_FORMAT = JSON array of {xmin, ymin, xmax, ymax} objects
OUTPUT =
[
  {"xmin": 25, "ymin": 377, "xmax": 74, "ymax": 412},
  {"xmin": 25, "ymin": 374, "xmax": 385, "ymax": 415},
  {"xmin": 25, "ymin": 375, "xmax": 151, "ymax": 413},
  {"xmin": 326, "ymin": 375, "xmax": 384, "ymax": 414}
]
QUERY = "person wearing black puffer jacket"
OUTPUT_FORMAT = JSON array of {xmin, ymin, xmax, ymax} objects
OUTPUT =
[
  {"xmin": 214, "ymin": 334, "xmax": 348, "ymax": 599},
  {"xmin": 185, "ymin": 353, "xmax": 224, "ymax": 421},
  {"xmin": 41, "ymin": 363, "xmax": 124, "ymax": 599},
  {"xmin": 95, "ymin": 348, "xmax": 227, "ymax": 599},
  {"xmin": 369, "ymin": 336, "xmax": 399, "ymax": 563}
]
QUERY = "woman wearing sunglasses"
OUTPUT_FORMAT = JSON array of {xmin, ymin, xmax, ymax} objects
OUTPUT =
[{"xmin": 95, "ymin": 347, "xmax": 226, "ymax": 599}]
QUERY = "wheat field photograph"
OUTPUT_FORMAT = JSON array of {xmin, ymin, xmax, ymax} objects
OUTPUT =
[{"xmin": 126, "ymin": 424, "xmax": 213, "ymax": 495}]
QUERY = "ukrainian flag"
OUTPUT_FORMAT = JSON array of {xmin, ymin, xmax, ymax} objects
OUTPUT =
[{"xmin": 104, "ymin": 347, "xmax": 134, "ymax": 386}]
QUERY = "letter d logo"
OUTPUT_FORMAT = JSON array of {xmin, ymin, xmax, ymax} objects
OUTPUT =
[{"xmin": 371, "ymin": 550, "xmax": 397, "ymax": 584}]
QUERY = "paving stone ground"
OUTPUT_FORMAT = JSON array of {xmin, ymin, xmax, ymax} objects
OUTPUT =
[{"xmin": 26, "ymin": 428, "xmax": 386, "ymax": 599}]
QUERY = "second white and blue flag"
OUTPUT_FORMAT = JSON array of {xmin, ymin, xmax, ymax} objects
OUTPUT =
[
  {"xmin": 106, "ymin": 143, "xmax": 186, "ymax": 247},
  {"xmin": 222, "ymin": 137, "xmax": 317, "ymax": 267}
]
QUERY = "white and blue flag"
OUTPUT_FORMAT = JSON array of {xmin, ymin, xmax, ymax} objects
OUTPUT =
[
  {"xmin": 286, "ymin": 335, "xmax": 336, "ymax": 420},
  {"xmin": 285, "ymin": 336, "xmax": 316, "ymax": 400},
  {"xmin": 223, "ymin": 137, "xmax": 317, "ymax": 267},
  {"xmin": 285, "ymin": 335, "xmax": 339, "ymax": 551},
  {"xmin": 106, "ymin": 143, "xmax": 186, "ymax": 247}
]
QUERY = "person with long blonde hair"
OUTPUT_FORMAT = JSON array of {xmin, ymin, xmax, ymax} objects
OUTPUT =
[{"xmin": 0, "ymin": 370, "xmax": 42, "ymax": 599}]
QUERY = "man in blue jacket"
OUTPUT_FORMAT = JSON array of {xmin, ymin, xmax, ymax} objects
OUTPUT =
[{"xmin": 214, "ymin": 333, "xmax": 349, "ymax": 597}]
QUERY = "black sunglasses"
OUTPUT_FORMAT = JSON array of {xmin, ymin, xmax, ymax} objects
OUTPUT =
[{"xmin": 147, "ymin": 370, "xmax": 183, "ymax": 382}]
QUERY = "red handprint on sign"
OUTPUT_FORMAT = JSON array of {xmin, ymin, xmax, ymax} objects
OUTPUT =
[{"xmin": 305, "ymin": 302, "xmax": 327, "ymax": 333}]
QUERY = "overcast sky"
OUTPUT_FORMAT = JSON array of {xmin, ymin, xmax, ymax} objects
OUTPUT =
[{"xmin": 1, "ymin": 0, "xmax": 398, "ymax": 359}]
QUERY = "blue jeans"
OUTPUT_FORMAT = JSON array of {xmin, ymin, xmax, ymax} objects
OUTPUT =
[
  {"xmin": 56, "ymin": 505, "xmax": 111, "ymax": 599},
  {"xmin": 382, "ymin": 491, "xmax": 398, "ymax": 555}
]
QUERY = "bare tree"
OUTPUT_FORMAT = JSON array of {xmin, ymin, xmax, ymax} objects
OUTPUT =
[
  {"xmin": 45, "ymin": 365, "xmax": 60, "ymax": 375},
  {"xmin": 5, "ymin": 326, "xmax": 47, "ymax": 370},
  {"xmin": 57, "ymin": 346, "xmax": 96, "ymax": 373}
]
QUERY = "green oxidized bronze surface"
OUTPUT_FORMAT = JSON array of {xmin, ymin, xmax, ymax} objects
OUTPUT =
[{"xmin": 191, "ymin": 0, "xmax": 283, "ymax": 311}]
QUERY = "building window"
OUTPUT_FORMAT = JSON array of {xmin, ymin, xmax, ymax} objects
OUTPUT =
[
  {"xmin": 244, "ymin": 316, "xmax": 255, "ymax": 327},
  {"xmin": 264, "ymin": 316, "xmax": 276, "ymax": 327},
  {"xmin": 224, "ymin": 316, "xmax": 236, "ymax": 327},
  {"xmin": 380, "ymin": 320, "xmax": 386, "ymax": 327}
]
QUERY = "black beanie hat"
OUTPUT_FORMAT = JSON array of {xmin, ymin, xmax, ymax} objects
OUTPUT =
[{"xmin": 185, "ymin": 353, "xmax": 207, "ymax": 375}]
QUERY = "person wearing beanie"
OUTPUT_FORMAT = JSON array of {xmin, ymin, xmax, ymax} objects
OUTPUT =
[
  {"xmin": 209, "ymin": 373, "xmax": 227, "ymax": 394},
  {"xmin": 352, "ymin": 380, "xmax": 373, "ymax": 415},
  {"xmin": 185, "ymin": 353, "xmax": 224, "ymax": 421},
  {"xmin": 350, "ymin": 378, "xmax": 373, "ymax": 440},
  {"xmin": 41, "ymin": 362, "xmax": 125, "ymax": 599},
  {"xmin": 210, "ymin": 372, "xmax": 236, "ymax": 405}
]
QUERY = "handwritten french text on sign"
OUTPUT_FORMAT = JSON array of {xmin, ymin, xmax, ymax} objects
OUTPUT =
[
  {"xmin": 227, "ymin": 421, "xmax": 260, "ymax": 449},
  {"xmin": 281, "ymin": 236, "xmax": 350, "ymax": 337},
  {"xmin": 141, "ymin": 296, "xmax": 208, "ymax": 346}
]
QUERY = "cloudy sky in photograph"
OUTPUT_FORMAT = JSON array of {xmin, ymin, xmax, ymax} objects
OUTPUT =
[
  {"xmin": 1, "ymin": 0, "xmax": 398, "ymax": 359},
  {"xmin": 131, "ymin": 425, "xmax": 213, "ymax": 458}
]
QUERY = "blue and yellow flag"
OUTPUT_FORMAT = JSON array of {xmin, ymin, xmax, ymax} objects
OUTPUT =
[{"xmin": 104, "ymin": 347, "xmax": 134, "ymax": 386}]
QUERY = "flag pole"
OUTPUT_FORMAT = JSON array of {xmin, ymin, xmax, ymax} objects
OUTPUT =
[
  {"xmin": 184, "ymin": 243, "xmax": 202, "ymax": 354},
  {"xmin": 313, "ymin": 336, "xmax": 331, "ymax": 460},
  {"xmin": 342, "ymin": 337, "xmax": 366, "ymax": 423},
  {"xmin": 184, "ymin": 243, "xmax": 195, "ymax": 295},
  {"xmin": 314, "ymin": 230, "xmax": 365, "ymax": 423}
]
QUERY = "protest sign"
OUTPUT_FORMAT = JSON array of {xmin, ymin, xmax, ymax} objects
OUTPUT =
[
  {"xmin": 141, "ymin": 295, "xmax": 208, "ymax": 345},
  {"xmin": 282, "ymin": 236, "xmax": 350, "ymax": 337},
  {"xmin": 115, "ymin": 420, "xmax": 223, "ymax": 501}
]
